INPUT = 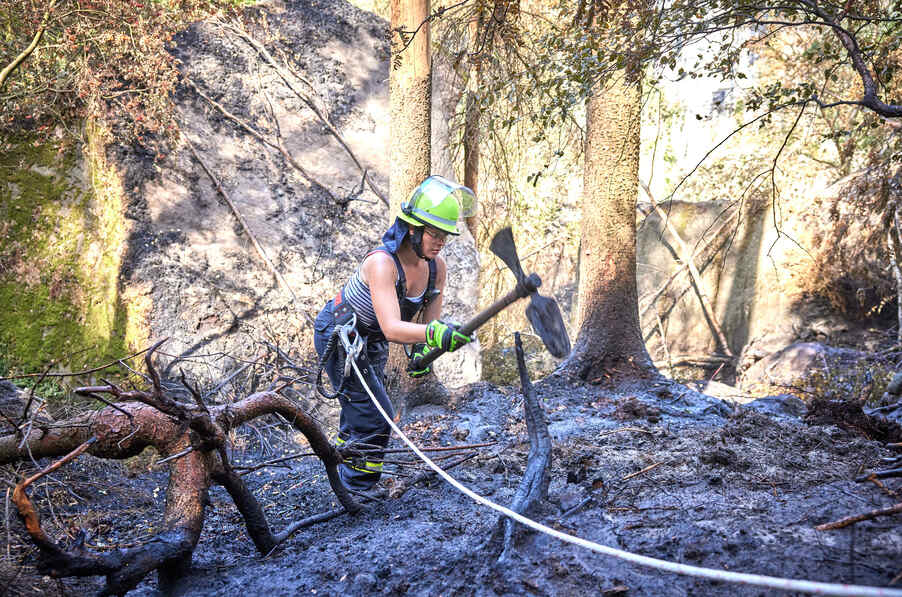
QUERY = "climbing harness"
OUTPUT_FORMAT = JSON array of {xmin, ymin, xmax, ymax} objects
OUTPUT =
[{"xmin": 345, "ymin": 357, "xmax": 902, "ymax": 597}]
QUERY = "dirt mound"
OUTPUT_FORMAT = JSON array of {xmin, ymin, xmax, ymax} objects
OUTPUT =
[{"xmin": 806, "ymin": 397, "xmax": 902, "ymax": 443}]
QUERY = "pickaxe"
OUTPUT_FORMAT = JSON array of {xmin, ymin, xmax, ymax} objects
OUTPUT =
[{"xmin": 409, "ymin": 227, "xmax": 571, "ymax": 371}]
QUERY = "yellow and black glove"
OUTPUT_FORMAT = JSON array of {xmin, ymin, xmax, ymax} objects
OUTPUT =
[
  {"xmin": 425, "ymin": 319, "xmax": 472, "ymax": 353},
  {"xmin": 407, "ymin": 343, "xmax": 433, "ymax": 378}
]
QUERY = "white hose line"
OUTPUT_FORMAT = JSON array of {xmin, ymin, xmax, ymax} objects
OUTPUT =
[{"xmin": 349, "ymin": 359, "xmax": 902, "ymax": 597}]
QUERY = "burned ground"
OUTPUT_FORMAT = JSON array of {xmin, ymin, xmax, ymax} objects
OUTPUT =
[{"xmin": 3, "ymin": 376, "xmax": 900, "ymax": 596}]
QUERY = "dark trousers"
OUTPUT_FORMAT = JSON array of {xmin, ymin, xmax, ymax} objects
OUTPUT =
[{"xmin": 313, "ymin": 302, "xmax": 394, "ymax": 491}]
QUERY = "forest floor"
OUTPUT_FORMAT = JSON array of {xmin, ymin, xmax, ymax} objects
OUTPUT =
[{"xmin": 4, "ymin": 374, "xmax": 902, "ymax": 597}]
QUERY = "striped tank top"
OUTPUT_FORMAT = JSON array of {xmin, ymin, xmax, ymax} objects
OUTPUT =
[{"xmin": 343, "ymin": 265, "xmax": 425, "ymax": 335}]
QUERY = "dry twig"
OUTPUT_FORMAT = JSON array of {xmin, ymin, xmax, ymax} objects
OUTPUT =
[
  {"xmin": 219, "ymin": 19, "xmax": 388, "ymax": 205},
  {"xmin": 641, "ymin": 183, "xmax": 734, "ymax": 357},
  {"xmin": 182, "ymin": 134, "xmax": 313, "ymax": 326},
  {"xmin": 816, "ymin": 502, "xmax": 902, "ymax": 531}
]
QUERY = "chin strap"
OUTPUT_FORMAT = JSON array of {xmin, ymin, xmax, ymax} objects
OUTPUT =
[{"xmin": 409, "ymin": 226, "xmax": 430, "ymax": 260}]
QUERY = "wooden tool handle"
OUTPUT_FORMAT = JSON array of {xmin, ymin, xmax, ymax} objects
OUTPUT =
[{"xmin": 411, "ymin": 274, "xmax": 540, "ymax": 370}]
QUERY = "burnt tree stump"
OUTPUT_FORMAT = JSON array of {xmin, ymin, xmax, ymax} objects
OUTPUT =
[{"xmin": 487, "ymin": 332, "xmax": 552, "ymax": 563}]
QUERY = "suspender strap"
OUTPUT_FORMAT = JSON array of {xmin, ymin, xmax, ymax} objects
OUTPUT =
[
  {"xmin": 423, "ymin": 260, "xmax": 437, "ymax": 309},
  {"xmin": 364, "ymin": 245, "xmax": 437, "ymax": 319}
]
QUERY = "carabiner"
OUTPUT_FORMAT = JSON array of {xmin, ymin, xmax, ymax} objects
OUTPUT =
[{"xmin": 338, "ymin": 313, "xmax": 363, "ymax": 378}]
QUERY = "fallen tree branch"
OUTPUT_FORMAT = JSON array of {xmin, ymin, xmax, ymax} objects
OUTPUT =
[
  {"xmin": 622, "ymin": 462, "xmax": 662, "ymax": 481},
  {"xmin": 255, "ymin": 71, "xmax": 362, "ymax": 207},
  {"xmin": 272, "ymin": 507, "xmax": 349, "ymax": 546},
  {"xmin": 637, "ymin": 207, "xmax": 734, "ymax": 321},
  {"xmin": 0, "ymin": 344, "xmax": 155, "ymax": 382},
  {"xmin": 640, "ymin": 182, "xmax": 734, "ymax": 358},
  {"xmin": 185, "ymin": 77, "xmax": 341, "ymax": 206},
  {"xmin": 6, "ymin": 341, "xmax": 358, "ymax": 594},
  {"xmin": 816, "ymin": 501, "xmax": 902, "ymax": 531},
  {"xmin": 652, "ymin": 354, "xmax": 734, "ymax": 369},
  {"xmin": 387, "ymin": 452, "xmax": 477, "ymax": 499},
  {"xmin": 487, "ymin": 332, "xmax": 551, "ymax": 564}
]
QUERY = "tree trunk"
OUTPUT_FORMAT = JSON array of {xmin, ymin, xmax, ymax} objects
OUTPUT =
[
  {"xmin": 386, "ymin": 0, "xmax": 440, "ymax": 406},
  {"xmin": 463, "ymin": 12, "xmax": 482, "ymax": 247},
  {"xmin": 560, "ymin": 70, "xmax": 656, "ymax": 381},
  {"xmin": 389, "ymin": 0, "xmax": 431, "ymax": 206}
]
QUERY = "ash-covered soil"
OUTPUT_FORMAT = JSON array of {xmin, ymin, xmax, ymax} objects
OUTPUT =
[{"xmin": 5, "ymin": 377, "xmax": 901, "ymax": 596}]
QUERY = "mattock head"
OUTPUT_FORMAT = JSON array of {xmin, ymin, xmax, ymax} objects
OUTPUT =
[{"xmin": 489, "ymin": 227, "xmax": 571, "ymax": 358}]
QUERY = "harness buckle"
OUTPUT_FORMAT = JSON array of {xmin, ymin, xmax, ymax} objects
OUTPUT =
[{"xmin": 338, "ymin": 313, "xmax": 363, "ymax": 378}]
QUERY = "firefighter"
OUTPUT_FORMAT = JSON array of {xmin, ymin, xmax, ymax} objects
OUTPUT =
[{"xmin": 313, "ymin": 175, "xmax": 477, "ymax": 491}]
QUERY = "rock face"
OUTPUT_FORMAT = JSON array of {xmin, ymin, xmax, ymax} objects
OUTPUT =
[
  {"xmin": 115, "ymin": 0, "xmax": 481, "ymax": 387},
  {"xmin": 739, "ymin": 341, "xmax": 869, "ymax": 396},
  {"xmin": 636, "ymin": 187, "xmax": 892, "ymax": 383}
]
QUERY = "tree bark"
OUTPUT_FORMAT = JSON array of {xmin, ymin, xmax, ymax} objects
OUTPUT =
[
  {"xmin": 560, "ymin": 69, "xmax": 656, "ymax": 381},
  {"xmin": 389, "ymin": 0, "xmax": 432, "ymax": 206},
  {"xmin": 387, "ymin": 0, "xmax": 441, "ymax": 406},
  {"xmin": 463, "ymin": 10, "xmax": 483, "ymax": 246}
]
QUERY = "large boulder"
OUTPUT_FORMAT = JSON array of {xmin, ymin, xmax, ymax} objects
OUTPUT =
[{"xmin": 738, "ymin": 341, "xmax": 874, "ymax": 399}]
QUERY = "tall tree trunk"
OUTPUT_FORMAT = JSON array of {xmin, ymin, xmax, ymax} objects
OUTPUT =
[
  {"xmin": 560, "ymin": 70, "xmax": 656, "ymax": 381},
  {"xmin": 463, "ymin": 11, "xmax": 482, "ymax": 247},
  {"xmin": 386, "ymin": 0, "xmax": 439, "ymax": 405},
  {"xmin": 389, "ymin": 0, "xmax": 432, "ymax": 205}
]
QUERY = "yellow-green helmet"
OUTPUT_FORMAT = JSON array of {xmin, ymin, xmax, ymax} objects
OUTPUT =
[{"xmin": 399, "ymin": 175, "xmax": 477, "ymax": 235}]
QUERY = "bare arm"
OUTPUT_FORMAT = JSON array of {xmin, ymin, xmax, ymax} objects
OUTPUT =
[{"xmin": 364, "ymin": 253, "xmax": 430, "ymax": 344}]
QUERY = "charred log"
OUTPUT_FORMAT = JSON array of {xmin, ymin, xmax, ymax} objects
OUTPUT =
[{"xmin": 487, "ymin": 332, "xmax": 551, "ymax": 564}]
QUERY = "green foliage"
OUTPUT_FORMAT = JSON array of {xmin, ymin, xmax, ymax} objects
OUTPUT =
[
  {"xmin": 0, "ymin": 130, "xmax": 134, "ymax": 378},
  {"xmin": 0, "ymin": 0, "xmax": 250, "ymax": 148},
  {"xmin": 805, "ymin": 359, "xmax": 893, "ymax": 406},
  {"xmin": 14, "ymin": 374, "xmax": 73, "ymax": 406}
]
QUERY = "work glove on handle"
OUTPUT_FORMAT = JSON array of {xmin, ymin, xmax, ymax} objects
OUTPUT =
[
  {"xmin": 406, "ymin": 343, "xmax": 433, "ymax": 378},
  {"xmin": 425, "ymin": 319, "xmax": 472, "ymax": 353}
]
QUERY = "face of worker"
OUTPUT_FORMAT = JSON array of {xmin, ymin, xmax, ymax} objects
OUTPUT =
[{"xmin": 422, "ymin": 225, "xmax": 448, "ymax": 258}]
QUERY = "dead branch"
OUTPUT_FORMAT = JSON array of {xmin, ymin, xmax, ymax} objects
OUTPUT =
[
  {"xmin": 0, "ymin": 0, "xmax": 59, "ymax": 92},
  {"xmin": 652, "ymin": 354, "xmax": 733, "ymax": 369},
  {"xmin": 6, "ymin": 341, "xmax": 358, "ymax": 594},
  {"xmin": 185, "ymin": 77, "xmax": 342, "ymax": 209},
  {"xmin": 218, "ymin": 19, "xmax": 389, "ymax": 206},
  {"xmin": 183, "ymin": 135, "xmax": 314, "ymax": 327},
  {"xmin": 487, "ymin": 332, "xmax": 551, "ymax": 564},
  {"xmin": 386, "ymin": 452, "xmax": 477, "ymax": 499},
  {"xmin": 638, "ymin": 202, "xmax": 739, "ymax": 320},
  {"xmin": 816, "ymin": 502, "xmax": 902, "ymax": 531},
  {"xmin": 653, "ymin": 307, "xmax": 673, "ymax": 372},
  {"xmin": 0, "ymin": 344, "xmax": 155, "ymax": 382},
  {"xmin": 254, "ymin": 71, "xmax": 358, "ymax": 207},
  {"xmin": 272, "ymin": 507, "xmax": 349, "ymax": 546},
  {"xmin": 622, "ymin": 462, "xmax": 662, "ymax": 481}
]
